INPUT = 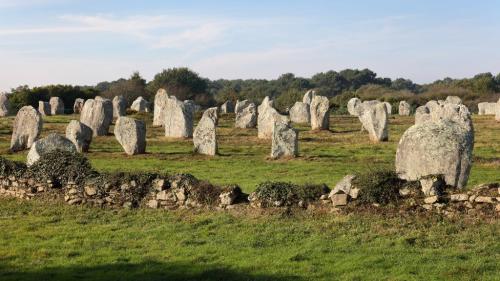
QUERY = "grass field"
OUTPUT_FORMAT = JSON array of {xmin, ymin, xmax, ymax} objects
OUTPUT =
[{"xmin": 0, "ymin": 112, "xmax": 499, "ymax": 280}]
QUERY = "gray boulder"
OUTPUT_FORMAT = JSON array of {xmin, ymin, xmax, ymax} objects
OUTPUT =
[
  {"xmin": 235, "ymin": 103, "xmax": 257, "ymax": 128},
  {"xmin": 193, "ymin": 109, "xmax": 218, "ymax": 156},
  {"xmin": 65, "ymin": 120, "xmax": 92, "ymax": 153},
  {"xmin": 112, "ymin": 95, "xmax": 127, "ymax": 118},
  {"xmin": 347, "ymin": 98, "xmax": 361, "ymax": 116},
  {"xmin": 303, "ymin": 90, "xmax": 316, "ymax": 105},
  {"xmin": 271, "ymin": 121, "xmax": 298, "ymax": 159},
  {"xmin": 49, "ymin": 97, "xmax": 64, "ymax": 115},
  {"xmin": 398, "ymin": 101, "xmax": 411, "ymax": 116},
  {"xmin": 38, "ymin": 101, "xmax": 51, "ymax": 116},
  {"xmin": 164, "ymin": 96, "xmax": 194, "ymax": 138},
  {"xmin": 289, "ymin": 102, "xmax": 310, "ymax": 124},
  {"xmin": 358, "ymin": 102, "xmax": 388, "ymax": 142},
  {"xmin": 73, "ymin": 98, "xmax": 85, "ymax": 114},
  {"xmin": 0, "ymin": 93, "xmax": 10, "ymax": 117},
  {"xmin": 220, "ymin": 100, "xmax": 234, "ymax": 114},
  {"xmin": 153, "ymin": 89, "xmax": 169, "ymax": 126},
  {"xmin": 445, "ymin": 96, "xmax": 462, "ymax": 105},
  {"xmin": 26, "ymin": 133, "xmax": 76, "ymax": 166},
  {"xmin": 10, "ymin": 106, "xmax": 43, "ymax": 151},
  {"xmin": 114, "ymin": 117, "xmax": 146, "ymax": 155},
  {"xmin": 328, "ymin": 175, "xmax": 359, "ymax": 199},
  {"xmin": 130, "ymin": 96, "xmax": 150, "ymax": 113},
  {"xmin": 257, "ymin": 97, "xmax": 289, "ymax": 139},
  {"xmin": 310, "ymin": 95, "xmax": 329, "ymax": 130},
  {"xmin": 80, "ymin": 97, "xmax": 113, "ymax": 137}
]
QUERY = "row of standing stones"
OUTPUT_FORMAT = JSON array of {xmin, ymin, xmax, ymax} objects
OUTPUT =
[{"xmin": 1, "ymin": 90, "xmax": 499, "ymax": 214}]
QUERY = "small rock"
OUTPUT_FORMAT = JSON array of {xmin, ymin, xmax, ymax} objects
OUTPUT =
[
  {"xmin": 68, "ymin": 198, "xmax": 82, "ymax": 205},
  {"xmin": 496, "ymin": 204, "xmax": 500, "ymax": 212},
  {"xmin": 331, "ymin": 194, "xmax": 348, "ymax": 206},
  {"xmin": 464, "ymin": 201, "xmax": 473, "ymax": 209},
  {"xmin": 175, "ymin": 189, "xmax": 186, "ymax": 202},
  {"xmin": 153, "ymin": 179, "xmax": 166, "ymax": 191},
  {"xmin": 319, "ymin": 194, "xmax": 329, "ymax": 200},
  {"xmin": 156, "ymin": 190, "xmax": 169, "ymax": 201},
  {"xmin": 64, "ymin": 195, "xmax": 70, "ymax": 202},
  {"xmin": 475, "ymin": 196, "xmax": 494, "ymax": 203},
  {"xmin": 123, "ymin": 202, "xmax": 133, "ymax": 209},
  {"xmin": 469, "ymin": 194, "xmax": 477, "ymax": 203},
  {"xmin": 422, "ymin": 204, "xmax": 432, "ymax": 210},
  {"xmin": 399, "ymin": 188, "xmax": 411, "ymax": 197},
  {"xmin": 84, "ymin": 186, "xmax": 97, "ymax": 196},
  {"xmin": 68, "ymin": 188, "xmax": 78, "ymax": 195},
  {"xmin": 147, "ymin": 199, "xmax": 159, "ymax": 209},
  {"xmin": 450, "ymin": 194, "xmax": 469, "ymax": 202},
  {"xmin": 424, "ymin": 196, "xmax": 439, "ymax": 204}
]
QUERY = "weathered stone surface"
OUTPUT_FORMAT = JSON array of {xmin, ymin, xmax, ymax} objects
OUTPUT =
[
  {"xmin": 303, "ymin": 90, "xmax": 316, "ymax": 105},
  {"xmin": 235, "ymin": 103, "xmax": 257, "ymax": 128},
  {"xmin": 220, "ymin": 100, "xmax": 234, "ymax": 113},
  {"xmin": 383, "ymin": 102, "xmax": 392, "ymax": 115},
  {"xmin": 358, "ymin": 102, "xmax": 388, "ymax": 142},
  {"xmin": 450, "ymin": 194, "xmax": 469, "ymax": 202},
  {"xmin": 202, "ymin": 107, "xmax": 219, "ymax": 125},
  {"xmin": 65, "ymin": 120, "xmax": 92, "ymax": 153},
  {"xmin": 415, "ymin": 105, "xmax": 431, "ymax": 125},
  {"xmin": 153, "ymin": 89, "xmax": 168, "ymax": 126},
  {"xmin": 271, "ymin": 121, "xmax": 298, "ymax": 158},
  {"xmin": 424, "ymin": 196, "xmax": 439, "ymax": 204},
  {"xmin": 164, "ymin": 96, "xmax": 194, "ymax": 138},
  {"xmin": 10, "ymin": 106, "xmax": 43, "ymax": 151},
  {"xmin": 399, "ymin": 101, "xmax": 411, "ymax": 116},
  {"xmin": 73, "ymin": 98, "xmax": 84, "ymax": 114},
  {"xmin": 193, "ymin": 110, "xmax": 217, "ymax": 156},
  {"xmin": 112, "ymin": 95, "xmax": 126, "ymax": 118},
  {"xmin": 114, "ymin": 117, "xmax": 146, "ymax": 155},
  {"xmin": 496, "ymin": 98, "xmax": 500, "ymax": 122},
  {"xmin": 130, "ymin": 96, "xmax": 150, "ymax": 112},
  {"xmin": 475, "ymin": 196, "xmax": 494, "ymax": 203},
  {"xmin": 331, "ymin": 194, "xmax": 348, "ymax": 206},
  {"xmin": 477, "ymin": 102, "xmax": 496, "ymax": 115},
  {"xmin": 38, "ymin": 101, "xmax": 51, "ymax": 116},
  {"xmin": 347, "ymin": 98, "xmax": 362, "ymax": 116},
  {"xmin": 257, "ymin": 97, "xmax": 289, "ymax": 139},
  {"xmin": 289, "ymin": 102, "xmax": 310, "ymax": 124},
  {"xmin": 445, "ymin": 96, "xmax": 462, "ymax": 105},
  {"xmin": 235, "ymin": 100, "xmax": 250, "ymax": 114},
  {"xmin": 0, "ymin": 93, "xmax": 10, "ymax": 117},
  {"xmin": 49, "ymin": 97, "xmax": 64, "ymax": 115},
  {"xmin": 80, "ymin": 97, "xmax": 113, "ymax": 137},
  {"xmin": 310, "ymin": 95, "xmax": 329, "ymax": 130},
  {"xmin": 26, "ymin": 133, "xmax": 77, "ymax": 166},
  {"xmin": 419, "ymin": 175, "xmax": 445, "ymax": 196},
  {"xmin": 328, "ymin": 175, "xmax": 358, "ymax": 199},
  {"xmin": 396, "ymin": 103, "xmax": 474, "ymax": 189}
]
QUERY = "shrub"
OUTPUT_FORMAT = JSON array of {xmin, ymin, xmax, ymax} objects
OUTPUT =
[
  {"xmin": 189, "ymin": 181, "xmax": 222, "ymax": 206},
  {"xmin": 26, "ymin": 150, "xmax": 96, "ymax": 186},
  {"xmin": 354, "ymin": 169, "xmax": 405, "ymax": 205},
  {"xmin": 253, "ymin": 181, "xmax": 329, "ymax": 206},
  {"xmin": 0, "ymin": 157, "xmax": 27, "ymax": 178}
]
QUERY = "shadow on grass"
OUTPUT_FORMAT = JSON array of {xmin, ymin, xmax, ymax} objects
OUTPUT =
[{"xmin": 0, "ymin": 261, "xmax": 304, "ymax": 281}]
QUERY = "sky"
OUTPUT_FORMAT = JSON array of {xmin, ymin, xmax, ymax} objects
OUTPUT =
[{"xmin": 0, "ymin": 0, "xmax": 499, "ymax": 92}]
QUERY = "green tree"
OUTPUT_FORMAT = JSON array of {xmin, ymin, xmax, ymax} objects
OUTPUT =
[{"xmin": 101, "ymin": 72, "xmax": 148, "ymax": 105}]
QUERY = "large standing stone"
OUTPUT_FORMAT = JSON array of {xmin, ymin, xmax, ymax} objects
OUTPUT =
[
  {"xmin": 496, "ymin": 98, "xmax": 500, "ymax": 122},
  {"xmin": 220, "ymin": 100, "xmax": 234, "ymax": 114},
  {"xmin": 271, "ymin": 121, "xmax": 298, "ymax": 159},
  {"xmin": 114, "ymin": 117, "xmax": 146, "ymax": 155},
  {"xmin": 80, "ymin": 97, "xmax": 113, "ymax": 137},
  {"xmin": 164, "ymin": 96, "xmax": 194, "ymax": 138},
  {"xmin": 257, "ymin": 97, "xmax": 289, "ymax": 139},
  {"xmin": 347, "ymin": 98, "xmax": 362, "ymax": 116},
  {"xmin": 396, "ymin": 102, "xmax": 474, "ymax": 189},
  {"xmin": 445, "ymin": 96, "xmax": 462, "ymax": 105},
  {"xmin": 153, "ymin": 89, "xmax": 169, "ymax": 126},
  {"xmin": 0, "ymin": 93, "xmax": 10, "ymax": 117},
  {"xmin": 477, "ymin": 102, "xmax": 496, "ymax": 115},
  {"xmin": 235, "ymin": 100, "xmax": 252, "ymax": 114},
  {"xmin": 310, "ymin": 96, "xmax": 329, "ymax": 130},
  {"xmin": 383, "ymin": 102, "xmax": 392, "ymax": 115},
  {"xmin": 10, "ymin": 106, "xmax": 43, "ymax": 151},
  {"xmin": 399, "ymin": 101, "xmax": 411, "ymax": 116},
  {"xmin": 73, "ymin": 98, "xmax": 84, "ymax": 114},
  {"xmin": 303, "ymin": 90, "xmax": 316, "ymax": 105},
  {"xmin": 65, "ymin": 120, "xmax": 92, "ymax": 153},
  {"xmin": 49, "ymin": 97, "xmax": 64, "ymax": 115},
  {"xmin": 130, "ymin": 96, "xmax": 150, "ymax": 113},
  {"xmin": 113, "ymin": 96, "xmax": 127, "ymax": 118},
  {"xmin": 38, "ymin": 101, "xmax": 51, "ymax": 116},
  {"xmin": 358, "ymin": 102, "xmax": 388, "ymax": 142},
  {"xmin": 235, "ymin": 103, "xmax": 257, "ymax": 128},
  {"xmin": 202, "ymin": 107, "xmax": 218, "ymax": 125},
  {"xmin": 26, "ymin": 133, "xmax": 77, "ymax": 166},
  {"xmin": 289, "ymin": 102, "xmax": 310, "ymax": 124},
  {"xmin": 193, "ymin": 109, "xmax": 218, "ymax": 156}
]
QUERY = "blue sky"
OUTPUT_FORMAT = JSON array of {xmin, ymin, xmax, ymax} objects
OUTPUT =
[{"xmin": 0, "ymin": 0, "xmax": 499, "ymax": 91}]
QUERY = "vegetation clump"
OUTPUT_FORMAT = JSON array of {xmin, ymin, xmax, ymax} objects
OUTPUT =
[
  {"xmin": 0, "ymin": 156, "xmax": 27, "ymax": 178},
  {"xmin": 253, "ymin": 181, "xmax": 329, "ymax": 207},
  {"xmin": 354, "ymin": 169, "xmax": 406, "ymax": 205}
]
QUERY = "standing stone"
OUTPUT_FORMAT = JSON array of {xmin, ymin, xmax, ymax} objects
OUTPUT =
[
  {"xmin": 114, "ymin": 117, "xmax": 146, "ymax": 155},
  {"xmin": 26, "ymin": 133, "xmax": 77, "ymax": 166},
  {"xmin": 220, "ymin": 100, "xmax": 234, "ymax": 114},
  {"xmin": 73, "ymin": 98, "xmax": 85, "ymax": 114},
  {"xmin": 235, "ymin": 103, "xmax": 257, "ymax": 128},
  {"xmin": 38, "ymin": 101, "xmax": 51, "ymax": 116},
  {"xmin": 396, "ymin": 102, "xmax": 474, "ymax": 189},
  {"xmin": 383, "ymin": 102, "xmax": 392, "ymax": 115},
  {"xmin": 130, "ymin": 96, "xmax": 150, "ymax": 113},
  {"xmin": 65, "ymin": 120, "xmax": 92, "ymax": 153},
  {"xmin": 399, "ymin": 101, "xmax": 411, "ymax": 116},
  {"xmin": 10, "ymin": 106, "xmax": 43, "ymax": 151},
  {"xmin": 80, "ymin": 97, "xmax": 113, "ymax": 137},
  {"xmin": 347, "ymin": 98, "xmax": 362, "ymax": 116},
  {"xmin": 478, "ymin": 102, "xmax": 496, "ymax": 115},
  {"xmin": 271, "ymin": 121, "xmax": 298, "ymax": 159},
  {"xmin": 415, "ymin": 105, "xmax": 431, "ymax": 125},
  {"xmin": 445, "ymin": 96, "xmax": 462, "ymax": 105},
  {"xmin": 193, "ymin": 109, "xmax": 218, "ymax": 156},
  {"xmin": 257, "ymin": 97, "xmax": 289, "ymax": 139},
  {"xmin": 164, "ymin": 96, "xmax": 194, "ymax": 138},
  {"xmin": 289, "ymin": 102, "xmax": 310, "ymax": 124},
  {"xmin": 496, "ymin": 98, "xmax": 500, "ymax": 122},
  {"xmin": 310, "ymin": 96, "xmax": 329, "ymax": 130},
  {"xmin": 153, "ymin": 89, "xmax": 169, "ymax": 126},
  {"xmin": 49, "ymin": 97, "xmax": 65, "ymax": 115},
  {"xmin": 303, "ymin": 90, "xmax": 316, "ymax": 105},
  {"xmin": 112, "ymin": 96, "xmax": 127, "ymax": 118},
  {"xmin": 358, "ymin": 102, "xmax": 388, "ymax": 142},
  {"xmin": 0, "ymin": 93, "xmax": 10, "ymax": 117},
  {"xmin": 235, "ymin": 100, "xmax": 252, "ymax": 114},
  {"xmin": 202, "ymin": 107, "xmax": 219, "ymax": 125}
]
